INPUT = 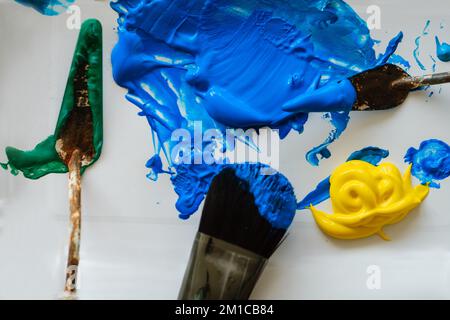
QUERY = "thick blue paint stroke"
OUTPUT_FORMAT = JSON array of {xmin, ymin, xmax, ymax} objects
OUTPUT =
[
  {"xmin": 435, "ymin": 36, "xmax": 450, "ymax": 62},
  {"xmin": 15, "ymin": 0, "xmax": 74, "ymax": 15},
  {"xmin": 297, "ymin": 147, "xmax": 389, "ymax": 209},
  {"xmin": 384, "ymin": 33, "xmax": 410, "ymax": 71},
  {"xmin": 377, "ymin": 32, "xmax": 404, "ymax": 65},
  {"xmin": 405, "ymin": 139, "xmax": 450, "ymax": 189},
  {"xmin": 110, "ymin": 0, "xmax": 402, "ymax": 224}
]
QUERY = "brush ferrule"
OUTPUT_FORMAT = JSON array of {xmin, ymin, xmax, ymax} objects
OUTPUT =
[{"xmin": 178, "ymin": 232, "xmax": 267, "ymax": 300}]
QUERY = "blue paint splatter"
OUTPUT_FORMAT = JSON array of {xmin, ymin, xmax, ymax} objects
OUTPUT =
[
  {"xmin": 145, "ymin": 154, "xmax": 172, "ymax": 181},
  {"xmin": 306, "ymin": 111, "xmax": 350, "ymax": 166},
  {"xmin": 389, "ymin": 54, "xmax": 411, "ymax": 71},
  {"xmin": 413, "ymin": 20, "xmax": 431, "ymax": 71},
  {"xmin": 110, "ymin": 0, "xmax": 401, "ymax": 223},
  {"xmin": 297, "ymin": 147, "xmax": 389, "ymax": 209},
  {"xmin": 172, "ymin": 162, "xmax": 297, "ymax": 229},
  {"xmin": 15, "ymin": 0, "xmax": 74, "ymax": 15},
  {"xmin": 405, "ymin": 139, "xmax": 450, "ymax": 189},
  {"xmin": 435, "ymin": 36, "xmax": 450, "ymax": 62},
  {"xmin": 430, "ymin": 55, "xmax": 437, "ymax": 73}
]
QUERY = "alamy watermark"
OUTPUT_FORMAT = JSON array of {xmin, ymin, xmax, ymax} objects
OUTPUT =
[
  {"xmin": 366, "ymin": 265, "xmax": 381, "ymax": 290},
  {"xmin": 366, "ymin": 5, "xmax": 381, "ymax": 30},
  {"xmin": 66, "ymin": 5, "xmax": 81, "ymax": 30},
  {"xmin": 170, "ymin": 121, "xmax": 280, "ymax": 172}
]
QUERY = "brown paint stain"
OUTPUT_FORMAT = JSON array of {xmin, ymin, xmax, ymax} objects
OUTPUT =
[
  {"xmin": 350, "ymin": 64, "xmax": 410, "ymax": 111},
  {"xmin": 58, "ymin": 61, "xmax": 94, "ymax": 165}
]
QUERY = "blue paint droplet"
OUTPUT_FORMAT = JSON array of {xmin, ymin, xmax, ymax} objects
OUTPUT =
[{"xmin": 435, "ymin": 36, "xmax": 450, "ymax": 62}]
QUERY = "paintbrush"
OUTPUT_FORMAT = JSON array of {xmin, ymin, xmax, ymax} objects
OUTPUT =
[
  {"xmin": 350, "ymin": 63, "xmax": 450, "ymax": 111},
  {"xmin": 178, "ymin": 166, "xmax": 296, "ymax": 300}
]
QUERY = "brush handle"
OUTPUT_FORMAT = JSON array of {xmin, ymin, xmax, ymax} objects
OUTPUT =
[
  {"xmin": 64, "ymin": 149, "xmax": 82, "ymax": 299},
  {"xmin": 178, "ymin": 233, "xmax": 267, "ymax": 300},
  {"xmin": 392, "ymin": 72, "xmax": 450, "ymax": 90}
]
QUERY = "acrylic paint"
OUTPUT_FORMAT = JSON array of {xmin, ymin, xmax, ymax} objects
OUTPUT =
[
  {"xmin": 110, "ymin": 0, "xmax": 402, "ymax": 222},
  {"xmin": 435, "ymin": 36, "xmax": 450, "ymax": 62},
  {"xmin": 310, "ymin": 161, "xmax": 429, "ymax": 240},
  {"xmin": 405, "ymin": 139, "xmax": 450, "ymax": 188},
  {"xmin": 1, "ymin": 19, "xmax": 103, "ymax": 179},
  {"xmin": 297, "ymin": 147, "xmax": 389, "ymax": 209}
]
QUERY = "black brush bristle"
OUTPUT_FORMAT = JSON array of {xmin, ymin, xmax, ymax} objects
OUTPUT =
[{"xmin": 199, "ymin": 168, "xmax": 288, "ymax": 259}]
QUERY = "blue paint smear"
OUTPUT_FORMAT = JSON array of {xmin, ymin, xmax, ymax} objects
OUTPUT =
[
  {"xmin": 297, "ymin": 177, "xmax": 331, "ymax": 211},
  {"xmin": 377, "ymin": 32, "xmax": 404, "ymax": 65},
  {"xmin": 405, "ymin": 139, "xmax": 450, "ymax": 189},
  {"xmin": 297, "ymin": 147, "xmax": 389, "ymax": 209},
  {"xmin": 389, "ymin": 54, "xmax": 411, "ymax": 71},
  {"xmin": 110, "ymin": 0, "xmax": 401, "ymax": 224},
  {"xmin": 413, "ymin": 20, "xmax": 431, "ymax": 71},
  {"xmin": 379, "ymin": 33, "xmax": 410, "ymax": 71},
  {"xmin": 172, "ymin": 162, "xmax": 297, "ymax": 229},
  {"xmin": 346, "ymin": 146, "xmax": 389, "ymax": 163},
  {"xmin": 15, "ymin": 0, "xmax": 74, "ymax": 15},
  {"xmin": 431, "ymin": 55, "xmax": 437, "ymax": 72},
  {"xmin": 435, "ymin": 36, "xmax": 450, "ymax": 62}
]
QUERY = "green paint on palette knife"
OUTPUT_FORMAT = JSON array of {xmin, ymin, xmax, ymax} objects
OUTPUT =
[{"xmin": 1, "ymin": 19, "xmax": 103, "ymax": 180}]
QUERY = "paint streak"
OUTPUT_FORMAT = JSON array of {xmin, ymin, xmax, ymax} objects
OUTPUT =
[
  {"xmin": 297, "ymin": 147, "xmax": 389, "ymax": 209},
  {"xmin": 413, "ymin": 20, "xmax": 431, "ymax": 71},
  {"xmin": 1, "ymin": 19, "xmax": 103, "ymax": 179},
  {"xmin": 110, "ymin": 0, "xmax": 402, "ymax": 223},
  {"xmin": 15, "ymin": 0, "xmax": 74, "ymax": 15},
  {"xmin": 405, "ymin": 139, "xmax": 450, "ymax": 188},
  {"xmin": 435, "ymin": 36, "xmax": 450, "ymax": 62}
]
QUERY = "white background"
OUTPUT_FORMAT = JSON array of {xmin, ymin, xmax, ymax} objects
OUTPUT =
[{"xmin": 0, "ymin": 0, "xmax": 449, "ymax": 299}]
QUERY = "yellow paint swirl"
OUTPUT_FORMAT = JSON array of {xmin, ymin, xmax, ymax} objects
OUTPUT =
[{"xmin": 310, "ymin": 160, "xmax": 429, "ymax": 240}]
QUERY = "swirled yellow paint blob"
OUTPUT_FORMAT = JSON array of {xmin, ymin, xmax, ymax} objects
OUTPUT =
[{"xmin": 310, "ymin": 160, "xmax": 429, "ymax": 240}]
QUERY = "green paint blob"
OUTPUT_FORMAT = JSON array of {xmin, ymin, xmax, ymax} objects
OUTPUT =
[{"xmin": 2, "ymin": 19, "xmax": 103, "ymax": 180}]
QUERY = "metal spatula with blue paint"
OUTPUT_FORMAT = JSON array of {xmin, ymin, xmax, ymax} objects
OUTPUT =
[{"xmin": 283, "ymin": 63, "xmax": 450, "ymax": 113}]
